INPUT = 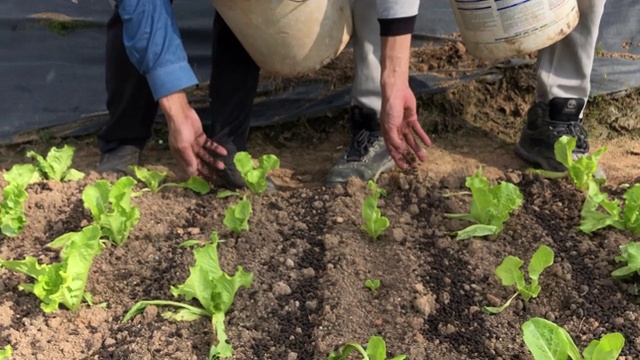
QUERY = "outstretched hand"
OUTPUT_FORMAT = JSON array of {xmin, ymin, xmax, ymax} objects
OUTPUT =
[
  {"xmin": 160, "ymin": 92, "xmax": 227, "ymax": 179},
  {"xmin": 380, "ymin": 84, "xmax": 431, "ymax": 170}
]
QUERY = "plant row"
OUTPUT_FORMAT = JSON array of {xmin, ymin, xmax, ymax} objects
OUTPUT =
[{"xmin": 0, "ymin": 147, "xmax": 405, "ymax": 359}]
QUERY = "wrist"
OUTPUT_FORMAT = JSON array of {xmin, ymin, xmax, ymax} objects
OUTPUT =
[
  {"xmin": 380, "ymin": 35, "xmax": 412, "ymax": 96},
  {"xmin": 159, "ymin": 91, "xmax": 190, "ymax": 126}
]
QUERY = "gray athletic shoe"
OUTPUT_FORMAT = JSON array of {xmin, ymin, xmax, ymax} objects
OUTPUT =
[
  {"xmin": 96, "ymin": 145, "xmax": 141, "ymax": 174},
  {"xmin": 515, "ymin": 97, "xmax": 606, "ymax": 179},
  {"xmin": 326, "ymin": 106, "xmax": 395, "ymax": 187}
]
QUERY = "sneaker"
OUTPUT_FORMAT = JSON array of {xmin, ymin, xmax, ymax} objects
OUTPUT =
[
  {"xmin": 515, "ymin": 97, "xmax": 605, "ymax": 179},
  {"xmin": 214, "ymin": 144, "xmax": 277, "ymax": 193},
  {"xmin": 326, "ymin": 106, "xmax": 395, "ymax": 187},
  {"xmin": 96, "ymin": 145, "xmax": 141, "ymax": 174}
]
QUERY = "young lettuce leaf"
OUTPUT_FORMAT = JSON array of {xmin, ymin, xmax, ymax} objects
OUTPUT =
[
  {"xmin": 579, "ymin": 182, "xmax": 640, "ymax": 235},
  {"xmin": 123, "ymin": 232, "xmax": 253, "ymax": 359},
  {"xmin": 554, "ymin": 136, "xmax": 606, "ymax": 191},
  {"xmin": 445, "ymin": 166, "xmax": 523, "ymax": 240},
  {"xmin": 578, "ymin": 180, "xmax": 623, "ymax": 234},
  {"xmin": 364, "ymin": 279, "xmax": 381, "ymax": 293},
  {"xmin": 611, "ymin": 242, "xmax": 640, "ymax": 280},
  {"xmin": 0, "ymin": 183, "xmax": 28, "ymax": 237},
  {"xmin": 82, "ymin": 176, "xmax": 140, "ymax": 246},
  {"xmin": 522, "ymin": 317, "xmax": 624, "ymax": 360},
  {"xmin": 3, "ymin": 163, "xmax": 40, "ymax": 187},
  {"xmin": 328, "ymin": 335, "xmax": 406, "ymax": 360},
  {"xmin": 0, "ymin": 163, "xmax": 39, "ymax": 237},
  {"xmin": 0, "ymin": 225, "xmax": 104, "ymax": 313},
  {"xmin": 27, "ymin": 145, "xmax": 85, "ymax": 182},
  {"xmin": 483, "ymin": 245, "xmax": 554, "ymax": 314},
  {"xmin": 622, "ymin": 184, "xmax": 640, "ymax": 235},
  {"xmin": 223, "ymin": 197, "xmax": 252, "ymax": 234},
  {"xmin": 130, "ymin": 166, "xmax": 210, "ymax": 195},
  {"xmin": 362, "ymin": 180, "xmax": 389, "ymax": 240},
  {"xmin": 233, "ymin": 152, "xmax": 279, "ymax": 195},
  {"xmin": 0, "ymin": 345, "xmax": 12, "ymax": 359},
  {"xmin": 522, "ymin": 317, "xmax": 581, "ymax": 360},
  {"xmin": 582, "ymin": 332, "xmax": 625, "ymax": 360}
]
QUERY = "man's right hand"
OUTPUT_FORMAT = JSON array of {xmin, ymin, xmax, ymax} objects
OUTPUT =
[
  {"xmin": 380, "ymin": 34, "xmax": 431, "ymax": 170},
  {"xmin": 159, "ymin": 91, "xmax": 227, "ymax": 179}
]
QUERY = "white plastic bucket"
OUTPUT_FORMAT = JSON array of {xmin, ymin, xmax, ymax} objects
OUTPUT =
[
  {"xmin": 449, "ymin": 0, "xmax": 580, "ymax": 60},
  {"xmin": 212, "ymin": 0, "xmax": 352, "ymax": 76}
]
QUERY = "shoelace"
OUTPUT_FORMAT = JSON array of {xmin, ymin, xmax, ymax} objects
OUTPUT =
[
  {"xmin": 346, "ymin": 129, "xmax": 380, "ymax": 162},
  {"xmin": 550, "ymin": 121, "xmax": 589, "ymax": 152}
]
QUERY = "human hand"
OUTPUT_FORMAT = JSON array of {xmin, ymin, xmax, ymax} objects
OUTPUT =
[
  {"xmin": 380, "ymin": 84, "xmax": 431, "ymax": 170},
  {"xmin": 159, "ymin": 92, "xmax": 227, "ymax": 178},
  {"xmin": 379, "ymin": 34, "xmax": 432, "ymax": 170}
]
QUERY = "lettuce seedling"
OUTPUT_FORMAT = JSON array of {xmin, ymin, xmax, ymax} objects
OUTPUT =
[
  {"xmin": 362, "ymin": 180, "xmax": 389, "ymax": 240},
  {"xmin": 0, "ymin": 225, "xmax": 104, "ymax": 313},
  {"xmin": 445, "ymin": 166, "xmax": 523, "ymax": 240},
  {"xmin": 0, "ymin": 163, "xmax": 41, "ymax": 237},
  {"xmin": 3, "ymin": 163, "xmax": 40, "ymax": 187},
  {"xmin": 578, "ymin": 180, "xmax": 623, "ymax": 234},
  {"xmin": 223, "ymin": 196, "xmax": 252, "ymax": 234},
  {"xmin": 554, "ymin": 136, "xmax": 606, "ymax": 191},
  {"xmin": 0, "ymin": 183, "xmax": 28, "ymax": 237},
  {"xmin": 364, "ymin": 279, "xmax": 381, "ymax": 293},
  {"xmin": 233, "ymin": 151, "xmax": 279, "ymax": 195},
  {"xmin": 483, "ymin": 245, "xmax": 554, "ymax": 314},
  {"xmin": 123, "ymin": 232, "xmax": 252, "ymax": 359},
  {"xmin": 611, "ymin": 242, "xmax": 640, "ymax": 280},
  {"xmin": 621, "ymin": 184, "xmax": 640, "ymax": 234},
  {"xmin": 522, "ymin": 317, "xmax": 624, "ymax": 360},
  {"xmin": 578, "ymin": 182, "xmax": 640, "ymax": 235},
  {"xmin": 328, "ymin": 335, "xmax": 406, "ymax": 360},
  {"xmin": 27, "ymin": 145, "xmax": 85, "ymax": 182},
  {"xmin": 82, "ymin": 176, "xmax": 140, "ymax": 246},
  {"xmin": 130, "ymin": 166, "xmax": 210, "ymax": 195},
  {"xmin": 0, "ymin": 345, "xmax": 12, "ymax": 359}
]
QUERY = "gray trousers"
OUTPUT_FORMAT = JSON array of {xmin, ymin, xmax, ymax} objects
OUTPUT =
[
  {"xmin": 351, "ymin": 0, "xmax": 607, "ymax": 118},
  {"xmin": 350, "ymin": 0, "xmax": 383, "ymax": 115},
  {"xmin": 536, "ymin": 0, "xmax": 607, "ymax": 108}
]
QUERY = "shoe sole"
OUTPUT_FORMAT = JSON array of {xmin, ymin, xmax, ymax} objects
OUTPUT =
[
  {"xmin": 515, "ymin": 143, "xmax": 607, "ymax": 179},
  {"xmin": 515, "ymin": 143, "xmax": 564, "ymax": 172},
  {"xmin": 325, "ymin": 156, "xmax": 396, "ymax": 188}
]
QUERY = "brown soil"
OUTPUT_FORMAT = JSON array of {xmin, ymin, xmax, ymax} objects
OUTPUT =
[{"xmin": 2, "ymin": 39, "xmax": 640, "ymax": 360}]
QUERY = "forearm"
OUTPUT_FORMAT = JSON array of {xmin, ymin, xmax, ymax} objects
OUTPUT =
[
  {"xmin": 115, "ymin": 0, "xmax": 198, "ymax": 100},
  {"xmin": 380, "ymin": 35, "xmax": 412, "ymax": 99},
  {"xmin": 377, "ymin": 0, "xmax": 418, "ymax": 96}
]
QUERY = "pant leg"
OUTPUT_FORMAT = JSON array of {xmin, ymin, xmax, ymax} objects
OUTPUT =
[
  {"xmin": 350, "ymin": 0, "xmax": 382, "ymax": 115},
  {"xmin": 535, "ymin": 0, "xmax": 607, "ymax": 106},
  {"xmin": 208, "ymin": 12, "xmax": 260, "ymax": 152},
  {"xmin": 98, "ymin": 10, "xmax": 159, "ymax": 153}
]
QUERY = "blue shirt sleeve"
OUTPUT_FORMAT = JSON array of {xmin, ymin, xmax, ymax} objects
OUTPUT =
[{"xmin": 115, "ymin": 0, "xmax": 199, "ymax": 100}]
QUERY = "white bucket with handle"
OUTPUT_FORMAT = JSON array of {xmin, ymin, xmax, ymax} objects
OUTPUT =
[
  {"xmin": 449, "ymin": 0, "xmax": 580, "ymax": 60},
  {"xmin": 212, "ymin": 0, "xmax": 352, "ymax": 76}
]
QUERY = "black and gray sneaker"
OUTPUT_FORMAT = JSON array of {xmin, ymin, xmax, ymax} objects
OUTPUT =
[
  {"xmin": 96, "ymin": 145, "xmax": 141, "ymax": 174},
  {"xmin": 515, "ymin": 97, "xmax": 605, "ymax": 178},
  {"xmin": 326, "ymin": 105, "xmax": 395, "ymax": 187}
]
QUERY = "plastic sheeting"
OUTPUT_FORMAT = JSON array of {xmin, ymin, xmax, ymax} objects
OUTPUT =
[{"xmin": 1, "ymin": 0, "xmax": 638, "ymax": 145}]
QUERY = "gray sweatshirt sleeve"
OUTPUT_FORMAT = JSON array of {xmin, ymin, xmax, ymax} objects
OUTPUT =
[{"xmin": 376, "ymin": 0, "xmax": 420, "ymax": 36}]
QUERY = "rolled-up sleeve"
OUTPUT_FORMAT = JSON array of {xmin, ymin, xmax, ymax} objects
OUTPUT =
[
  {"xmin": 115, "ymin": 0, "xmax": 198, "ymax": 100},
  {"xmin": 376, "ymin": 0, "xmax": 420, "ymax": 36}
]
